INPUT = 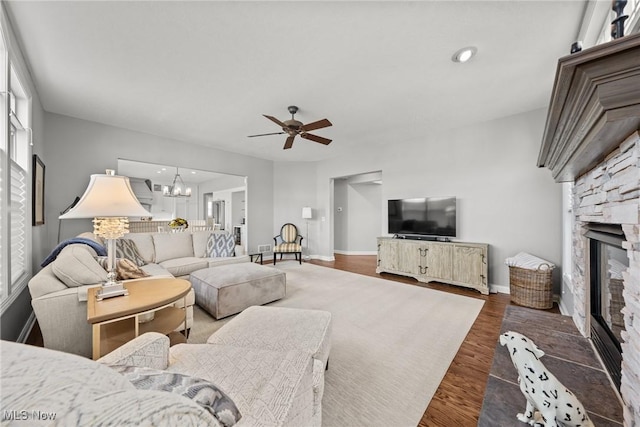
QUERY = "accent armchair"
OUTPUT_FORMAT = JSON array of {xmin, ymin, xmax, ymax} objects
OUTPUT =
[{"xmin": 273, "ymin": 223, "xmax": 303, "ymax": 265}]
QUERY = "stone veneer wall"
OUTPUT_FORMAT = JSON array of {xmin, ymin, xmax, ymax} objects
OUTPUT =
[{"xmin": 571, "ymin": 131, "xmax": 639, "ymax": 426}]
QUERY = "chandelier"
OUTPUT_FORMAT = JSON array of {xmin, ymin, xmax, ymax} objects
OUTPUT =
[{"xmin": 163, "ymin": 167, "xmax": 192, "ymax": 197}]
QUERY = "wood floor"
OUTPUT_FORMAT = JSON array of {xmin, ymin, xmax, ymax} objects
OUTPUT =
[
  {"xmin": 309, "ymin": 254, "xmax": 557, "ymax": 427},
  {"xmin": 26, "ymin": 254, "xmax": 557, "ymax": 426}
]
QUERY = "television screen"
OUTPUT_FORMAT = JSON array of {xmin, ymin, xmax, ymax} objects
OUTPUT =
[{"xmin": 388, "ymin": 197, "xmax": 456, "ymax": 237}]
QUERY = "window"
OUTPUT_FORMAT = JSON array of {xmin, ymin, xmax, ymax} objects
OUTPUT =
[{"xmin": 0, "ymin": 18, "xmax": 32, "ymax": 312}]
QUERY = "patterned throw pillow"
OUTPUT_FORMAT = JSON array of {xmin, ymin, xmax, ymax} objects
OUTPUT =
[
  {"xmin": 204, "ymin": 233, "xmax": 236, "ymax": 258},
  {"xmin": 115, "ymin": 239, "xmax": 146, "ymax": 267},
  {"xmin": 110, "ymin": 365, "xmax": 241, "ymax": 427},
  {"xmin": 95, "ymin": 257, "xmax": 150, "ymax": 280}
]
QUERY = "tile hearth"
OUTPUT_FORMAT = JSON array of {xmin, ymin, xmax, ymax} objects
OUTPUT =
[{"xmin": 479, "ymin": 305, "xmax": 623, "ymax": 426}]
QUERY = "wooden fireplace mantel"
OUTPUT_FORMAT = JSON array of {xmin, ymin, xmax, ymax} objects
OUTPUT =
[{"xmin": 538, "ymin": 32, "xmax": 640, "ymax": 182}]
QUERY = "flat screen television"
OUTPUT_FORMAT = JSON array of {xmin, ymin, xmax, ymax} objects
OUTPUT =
[{"xmin": 388, "ymin": 197, "xmax": 457, "ymax": 238}]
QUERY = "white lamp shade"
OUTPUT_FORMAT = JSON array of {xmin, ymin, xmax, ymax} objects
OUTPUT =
[
  {"xmin": 302, "ymin": 207, "xmax": 313, "ymax": 219},
  {"xmin": 60, "ymin": 173, "xmax": 151, "ymax": 219}
]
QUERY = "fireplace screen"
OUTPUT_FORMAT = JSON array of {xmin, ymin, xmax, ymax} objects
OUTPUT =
[{"xmin": 588, "ymin": 224, "xmax": 627, "ymax": 390}]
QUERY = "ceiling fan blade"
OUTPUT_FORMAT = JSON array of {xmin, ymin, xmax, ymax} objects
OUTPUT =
[
  {"xmin": 301, "ymin": 133, "xmax": 332, "ymax": 145},
  {"xmin": 300, "ymin": 118, "xmax": 332, "ymax": 132},
  {"xmin": 263, "ymin": 114, "xmax": 287, "ymax": 128},
  {"xmin": 283, "ymin": 135, "xmax": 296, "ymax": 150},
  {"xmin": 247, "ymin": 132, "xmax": 286, "ymax": 138}
]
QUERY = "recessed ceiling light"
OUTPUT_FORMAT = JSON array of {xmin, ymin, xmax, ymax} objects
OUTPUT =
[{"xmin": 452, "ymin": 46, "xmax": 477, "ymax": 63}]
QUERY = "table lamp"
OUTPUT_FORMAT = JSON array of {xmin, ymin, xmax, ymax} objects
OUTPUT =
[{"xmin": 60, "ymin": 170, "xmax": 151, "ymax": 300}]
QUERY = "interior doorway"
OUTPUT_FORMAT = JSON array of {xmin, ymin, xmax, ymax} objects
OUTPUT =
[
  {"xmin": 204, "ymin": 195, "xmax": 225, "ymax": 230},
  {"xmin": 332, "ymin": 171, "xmax": 382, "ymax": 255}
]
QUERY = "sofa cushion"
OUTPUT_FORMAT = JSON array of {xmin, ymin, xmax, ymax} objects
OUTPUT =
[
  {"xmin": 159, "ymin": 257, "xmax": 209, "ymax": 277},
  {"xmin": 116, "ymin": 239, "xmax": 147, "ymax": 266},
  {"xmin": 140, "ymin": 263, "xmax": 174, "ymax": 278},
  {"xmin": 205, "ymin": 233, "xmax": 236, "ymax": 258},
  {"xmin": 153, "ymin": 233, "xmax": 195, "ymax": 263},
  {"xmin": 110, "ymin": 365, "xmax": 241, "ymax": 427},
  {"xmin": 122, "ymin": 233, "xmax": 156, "ymax": 264},
  {"xmin": 51, "ymin": 245, "xmax": 107, "ymax": 287},
  {"xmin": 192, "ymin": 231, "xmax": 214, "ymax": 257},
  {"xmin": 95, "ymin": 257, "xmax": 150, "ymax": 280}
]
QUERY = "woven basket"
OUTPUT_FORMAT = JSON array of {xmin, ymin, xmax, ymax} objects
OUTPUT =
[{"xmin": 509, "ymin": 265, "xmax": 553, "ymax": 309}]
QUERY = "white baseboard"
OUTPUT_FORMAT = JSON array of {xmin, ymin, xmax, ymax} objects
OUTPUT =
[
  {"xmin": 333, "ymin": 250, "xmax": 377, "ymax": 256},
  {"xmin": 558, "ymin": 296, "xmax": 572, "ymax": 316},
  {"xmin": 312, "ymin": 255, "xmax": 335, "ymax": 262},
  {"xmin": 18, "ymin": 311, "xmax": 36, "ymax": 344},
  {"xmin": 490, "ymin": 284, "xmax": 510, "ymax": 294}
]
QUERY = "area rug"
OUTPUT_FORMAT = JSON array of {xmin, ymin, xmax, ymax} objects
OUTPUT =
[{"xmin": 188, "ymin": 262, "xmax": 484, "ymax": 427}]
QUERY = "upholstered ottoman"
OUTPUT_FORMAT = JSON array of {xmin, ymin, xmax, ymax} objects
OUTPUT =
[
  {"xmin": 207, "ymin": 305, "xmax": 332, "ymax": 421},
  {"xmin": 207, "ymin": 305, "xmax": 332, "ymax": 368},
  {"xmin": 189, "ymin": 263, "xmax": 286, "ymax": 319}
]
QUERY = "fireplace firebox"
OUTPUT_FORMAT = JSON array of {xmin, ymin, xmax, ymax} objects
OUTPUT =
[{"xmin": 587, "ymin": 223, "xmax": 627, "ymax": 391}]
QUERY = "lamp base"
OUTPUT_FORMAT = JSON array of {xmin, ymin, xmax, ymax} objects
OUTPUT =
[{"xmin": 96, "ymin": 283, "xmax": 129, "ymax": 301}]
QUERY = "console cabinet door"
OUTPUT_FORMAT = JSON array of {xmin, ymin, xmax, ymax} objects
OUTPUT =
[
  {"xmin": 398, "ymin": 241, "xmax": 420, "ymax": 274},
  {"xmin": 452, "ymin": 245, "xmax": 487, "ymax": 289},
  {"xmin": 378, "ymin": 239, "xmax": 398, "ymax": 271},
  {"xmin": 424, "ymin": 243, "xmax": 453, "ymax": 280},
  {"xmin": 416, "ymin": 242, "xmax": 453, "ymax": 279}
]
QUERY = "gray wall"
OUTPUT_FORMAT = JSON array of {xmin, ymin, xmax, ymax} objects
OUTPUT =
[
  {"xmin": 44, "ymin": 112, "xmax": 274, "ymax": 256},
  {"xmin": 272, "ymin": 161, "xmax": 318, "ymax": 254},
  {"xmin": 275, "ymin": 108, "xmax": 563, "ymax": 290}
]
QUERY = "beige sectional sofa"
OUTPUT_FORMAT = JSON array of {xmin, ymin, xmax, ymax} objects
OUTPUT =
[
  {"xmin": 2, "ymin": 317, "xmax": 329, "ymax": 426},
  {"xmin": 28, "ymin": 230, "xmax": 249, "ymax": 358}
]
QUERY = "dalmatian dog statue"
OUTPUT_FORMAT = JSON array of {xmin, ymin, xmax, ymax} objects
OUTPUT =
[{"xmin": 499, "ymin": 331, "xmax": 594, "ymax": 427}]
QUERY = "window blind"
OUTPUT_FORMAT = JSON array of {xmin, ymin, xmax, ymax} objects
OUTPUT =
[{"xmin": 9, "ymin": 158, "xmax": 26, "ymax": 288}]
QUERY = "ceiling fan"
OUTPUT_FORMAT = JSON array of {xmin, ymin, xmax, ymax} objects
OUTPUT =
[{"xmin": 248, "ymin": 106, "xmax": 332, "ymax": 150}]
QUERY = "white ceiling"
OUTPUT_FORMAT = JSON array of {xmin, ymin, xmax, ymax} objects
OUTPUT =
[{"xmin": 5, "ymin": 1, "xmax": 588, "ymax": 162}]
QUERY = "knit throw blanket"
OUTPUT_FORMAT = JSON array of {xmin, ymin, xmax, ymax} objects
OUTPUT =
[{"xmin": 41, "ymin": 237, "xmax": 107, "ymax": 267}]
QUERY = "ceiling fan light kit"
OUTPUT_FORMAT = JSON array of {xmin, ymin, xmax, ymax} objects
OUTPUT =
[{"xmin": 248, "ymin": 105, "xmax": 333, "ymax": 150}]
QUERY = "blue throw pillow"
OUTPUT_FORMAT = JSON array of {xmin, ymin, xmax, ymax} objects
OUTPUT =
[{"xmin": 205, "ymin": 233, "xmax": 236, "ymax": 258}]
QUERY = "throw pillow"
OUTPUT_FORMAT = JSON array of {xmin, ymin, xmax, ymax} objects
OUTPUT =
[
  {"xmin": 115, "ymin": 239, "xmax": 147, "ymax": 267},
  {"xmin": 95, "ymin": 257, "xmax": 150, "ymax": 280},
  {"xmin": 110, "ymin": 365, "xmax": 241, "ymax": 427},
  {"xmin": 204, "ymin": 233, "xmax": 236, "ymax": 258}
]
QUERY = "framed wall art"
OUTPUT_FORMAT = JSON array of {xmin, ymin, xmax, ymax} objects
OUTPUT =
[{"xmin": 32, "ymin": 154, "xmax": 45, "ymax": 226}]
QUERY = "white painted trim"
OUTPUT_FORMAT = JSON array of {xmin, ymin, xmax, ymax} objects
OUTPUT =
[
  {"xmin": 333, "ymin": 250, "xmax": 377, "ymax": 256},
  {"xmin": 313, "ymin": 255, "xmax": 335, "ymax": 262},
  {"xmin": 490, "ymin": 283, "xmax": 510, "ymax": 294},
  {"xmin": 17, "ymin": 311, "xmax": 36, "ymax": 343},
  {"xmin": 558, "ymin": 296, "xmax": 572, "ymax": 316}
]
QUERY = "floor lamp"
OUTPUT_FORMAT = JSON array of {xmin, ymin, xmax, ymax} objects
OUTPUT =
[
  {"xmin": 302, "ymin": 207, "xmax": 312, "ymax": 261},
  {"xmin": 60, "ymin": 170, "xmax": 151, "ymax": 300}
]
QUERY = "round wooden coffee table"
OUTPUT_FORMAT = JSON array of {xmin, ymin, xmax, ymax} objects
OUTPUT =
[{"xmin": 87, "ymin": 278, "xmax": 191, "ymax": 360}]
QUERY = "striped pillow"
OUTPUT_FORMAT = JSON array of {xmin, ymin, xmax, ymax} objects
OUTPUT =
[
  {"xmin": 95, "ymin": 257, "xmax": 150, "ymax": 280},
  {"xmin": 115, "ymin": 239, "xmax": 147, "ymax": 267}
]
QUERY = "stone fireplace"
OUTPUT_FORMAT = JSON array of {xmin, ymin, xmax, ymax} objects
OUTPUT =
[
  {"xmin": 571, "ymin": 132, "xmax": 639, "ymax": 410},
  {"xmin": 538, "ymin": 32, "xmax": 639, "ymax": 426}
]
